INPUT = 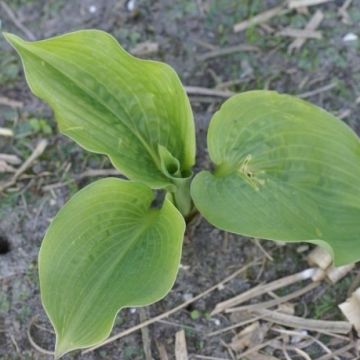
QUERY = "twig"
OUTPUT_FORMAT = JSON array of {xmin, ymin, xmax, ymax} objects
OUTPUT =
[
  {"xmin": 198, "ymin": 44, "xmax": 259, "ymax": 62},
  {"xmin": 292, "ymin": 347, "xmax": 312, "ymax": 360},
  {"xmin": 82, "ymin": 260, "xmax": 259, "ymax": 354},
  {"xmin": 188, "ymin": 96, "xmax": 220, "ymax": 104},
  {"xmin": 207, "ymin": 316, "xmax": 262, "ymax": 337},
  {"xmin": 233, "ymin": 5, "xmax": 289, "ymax": 33},
  {"xmin": 0, "ymin": 1, "xmax": 36, "ymax": 40},
  {"xmin": 272, "ymin": 327, "xmax": 340, "ymax": 360},
  {"xmin": 27, "ymin": 316, "xmax": 54, "ymax": 355},
  {"xmin": 297, "ymin": 83, "xmax": 336, "ymax": 99},
  {"xmin": 326, "ymin": 264, "xmax": 354, "ymax": 284},
  {"xmin": 192, "ymin": 38, "xmax": 217, "ymax": 51},
  {"xmin": 211, "ymin": 268, "xmax": 316, "ymax": 315},
  {"xmin": 250, "ymin": 309, "xmax": 351, "ymax": 334},
  {"xmin": 288, "ymin": 0, "xmax": 334, "ymax": 9},
  {"xmin": 42, "ymin": 168, "xmax": 121, "ymax": 191},
  {"xmin": 32, "ymin": 322, "xmax": 55, "ymax": 334},
  {"xmin": 185, "ymin": 86, "xmax": 234, "ymax": 98},
  {"xmin": 192, "ymin": 356, "xmax": 228, "ymax": 360},
  {"xmin": 0, "ymin": 96, "xmax": 23, "ymax": 108},
  {"xmin": 312, "ymin": 329, "xmax": 351, "ymax": 341},
  {"xmin": 288, "ymin": 10, "xmax": 324, "ymax": 53},
  {"xmin": 9, "ymin": 334, "xmax": 21, "ymax": 354},
  {"xmin": 226, "ymin": 281, "xmax": 319, "ymax": 314},
  {"xmin": 75, "ymin": 168, "xmax": 121, "ymax": 180},
  {"xmin": 42, "ymin": 179, "xmax": 74, "ymax": 192},
  {"xmin": 32, "ymin": 197, "xmax": 48, "ymax": 231},
  {"xmin": 244, "ymin": 353, "xmax": 279, "ymax": 360},
  {"xmin": 157, "ymin": 319, "xmax": 198, "ymax": 332},
  {"xmin": 216, "ymin": 77, "xmax": 253, "ymax": 90},
  {"xmin": 337, "ymin": 109, "xmax": 352, "ymax": 120},
  {"xmin": 277, "ymin": 28, "xmax": 322, "ymax": 39},
  {"xmin": 236, "ymin": 335, "xmax": 283, "ymax": 359},
  {"xmin": 139, "ymin": 309, "xmax": 153, "ymax": 360},
  {"xmin": 12, "ymin": 140, "xmax": 47, "ymax": 181},
  {"xmin": 156, "ymin": 341, "xmax": 169, "ymax": 360},
  {"xmin": 0, "ymin": 139, "xmax": 48, "ymax": 192},
  {"xmin": 315, "ymin": 343, "xmax": 355, "ymax": 360},
  {"xmin": 253, "ymin": 238, "xmax": 274, "ymax": 261},
  {"xmin": 338, "ymin": 0, "xmax": 353, "ymax": 24}
]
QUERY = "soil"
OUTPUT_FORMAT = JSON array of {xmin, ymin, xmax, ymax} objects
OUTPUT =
[{"xmin": 0, "ymin": 0, "xmax": 359, "ymax": 359}]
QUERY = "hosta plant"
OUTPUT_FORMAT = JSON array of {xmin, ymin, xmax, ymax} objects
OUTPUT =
[{"xmin": 4, "ymin": 30, "xmax": 360, "ymax": 358}]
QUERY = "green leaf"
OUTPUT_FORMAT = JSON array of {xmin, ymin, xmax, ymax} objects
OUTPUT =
[
  {"xmin": 4, "ymin": 31, "xmax": 195, "ymax": 188},
  {"xmin": 191, "ymin": 91, "xmax": 360, "ymax": 265},
  {"xmin": 39, "ymin": 178, "xmax": 185, "ymax": 357}
]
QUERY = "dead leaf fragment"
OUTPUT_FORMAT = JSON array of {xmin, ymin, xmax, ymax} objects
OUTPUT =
[
  {"xmin": 307, "ymin": 246, "xmax": 354, "ymax": 283},
  {"xmin": 307, "ymin": 246, "xmax": 332, "ymax": 270},
  {"xmin": 156, "ymin": 341, "xmax": 169, "ymax": 360},
  {"xmin": 339, "ymin": 288, "xmax": 360, "ymax": 336},
  {"xmin": 175, "ymin": 330, "xmax": 188, "ymax": 360}
]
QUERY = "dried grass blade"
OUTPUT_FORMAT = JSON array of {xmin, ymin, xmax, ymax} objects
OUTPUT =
[{"xmin": 250, "ymin": 309, "xmax": 351, "ymax": 334}]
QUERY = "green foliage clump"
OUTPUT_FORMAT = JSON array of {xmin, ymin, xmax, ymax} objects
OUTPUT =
[{"xmin": 4, "ymin": 30, "xmax": 360, "ymax": 358}]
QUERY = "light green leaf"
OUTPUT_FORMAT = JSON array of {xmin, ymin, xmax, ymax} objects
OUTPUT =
[
  {"xmin": 191, "ymin": 91, "xmax": 360, "ymax": 265},
  {"xmin": 4, "ymin": 31, "xmax": 195, "ymax": 188},
  {"xmin": 39, "ymin": 178, "xmax": 185, "ymax": 357}
]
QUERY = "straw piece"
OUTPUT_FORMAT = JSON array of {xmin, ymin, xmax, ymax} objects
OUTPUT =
[
  {"xmin": 175, "ymin": 330, "xmax": 188, "ymax": 360},
  {"xmin": 250, "ymin": 309, "xmax": 351, "ymax": 334},
  {"xmin": 288, "ymin": 10, "xmax": 324, "ymax": 53},
  {"xmin": 212, "ymin": 268, "xmax": 316, "ymax": 315},
  {"xmin": 234, "ymin": 5, "xmax": 287, "ymax": 33},
  {"xmin": 288, "ymin": 0, "xmax": 333, "ymax": 9}
]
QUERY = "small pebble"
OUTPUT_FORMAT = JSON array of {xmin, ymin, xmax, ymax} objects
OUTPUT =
[
  {"xmin": 210, "ymin": 318, "xmax": 221, "ymax": 326},
  {"xmin": 126, "ymin": 0, "xmax": 136, "ymax": 11},
  {"xmin": 49, "ymin": 199, "xmax": 57, "ymax": 206},
  {"xmin": 183, "ymin": 293, "xmax": 193, "ymax": 301},
  {"xmin": 88, "ymin": 5, "xmax": 97, "ymax": 14},
  {"xmin": 179, "ymin": 263, "xmax": 190, "ymax": 270},
  {"xmin": 343, "ymin": 33, "xmax": 358, "ymax": 42},
  {"xmin": 130, "ymin": 308, "xmax": 137, "ymax": 314}
]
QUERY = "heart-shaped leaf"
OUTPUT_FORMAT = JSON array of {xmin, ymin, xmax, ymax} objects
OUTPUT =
[
  {"xmin": 4, "ymin": 31, "xmax": 195, "ymax": 188},
  {"xmin": 39, "ymin": 178, "xmax": 185, "ymax": 357},
  {"xmin": 191, "ymin": 91, "xmax": 360, "ymax": 265}
]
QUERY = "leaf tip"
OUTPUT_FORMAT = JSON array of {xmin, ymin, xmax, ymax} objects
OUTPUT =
[
  {"xmin": 2, "ymin": 31, "xmax": 13, "ymax": 44},
  {"xmin": 3, "ymin": 32, "xmax": 26, "ymax": 50}
]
